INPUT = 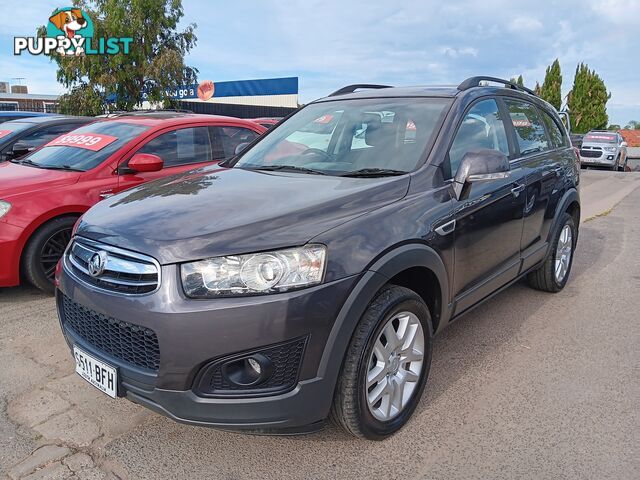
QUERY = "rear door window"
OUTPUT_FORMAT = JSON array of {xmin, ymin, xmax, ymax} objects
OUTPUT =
[{"xmin": 505, "ymin": 100, "xmax": 549, "ymax": 156}]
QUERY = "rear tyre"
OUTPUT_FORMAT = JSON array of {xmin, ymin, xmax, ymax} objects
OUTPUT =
[
  {"xmin": 330, "ymin": 285, "xmax": 433, "ymax": 440},
  {"xmin": 22, "ymin": 217, "xmax": 76, "ymax": 294},
  {"xmin": 527, "ymin": 212, "xmax": 576, "ymax": 293},
  {"xmin": 618, "ymin": 157, "xmax": 627, "ymax": 172}
]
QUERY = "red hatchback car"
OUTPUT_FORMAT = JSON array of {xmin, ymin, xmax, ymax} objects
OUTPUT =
[{"xmin": 0, "ymin": 112, "xmax": 265, "ymax": 292}]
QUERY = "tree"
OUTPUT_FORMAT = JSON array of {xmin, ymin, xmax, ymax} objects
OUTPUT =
[
  {"xmin": 625, "ymin": 120, "xmax": 640, "ymax": 130},
  {"xmin": 607, "ymin": 124, "xmax": 621, "ymax": 131},
  {"xmin": 534, "ymin": 81, "xmax": 541, "ymax": 96},
  {"xmin": 41, "ymin": 0, "xmax": 198, "ymax": 115},
  {"xmin": 540, "ymin": 59, "xmax": 562, "ymax": 110},
  {"xmin": 567, "ymin": 63, "xmax": 610, "ymax": 134},
  {"xmin": 510, "ymin": 75, "xmax": 525, "ymax": 87}
]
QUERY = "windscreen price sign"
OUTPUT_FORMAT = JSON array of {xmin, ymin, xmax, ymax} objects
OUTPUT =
[{"xmin": 45, "ymin": 133, "xmax": 118, "ymax": 151}]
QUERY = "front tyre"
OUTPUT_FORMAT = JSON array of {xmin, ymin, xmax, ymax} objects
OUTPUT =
[
  {"xmin": 527, "ymin": 212, "xmax": 576, "ymax": 293},
  {"xmin": 22, "ymin": 217, "xmax": 76, "ymax": 294},
  {"xmin": 331, "ymin": 285, "xmax": 433, "ymax": 440}
]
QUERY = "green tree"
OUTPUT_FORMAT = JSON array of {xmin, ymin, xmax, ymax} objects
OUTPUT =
[
  {"xmin": 607, "ymin": 124, "xmax": 621, "ymax": 131},
  {"xmin": 540, "ymin": 58, "xmax": 562, "ymax": 110},
  {"xmin": 534, "ymin": 81, "xmax": 541, "ymax": 96},
  {"xmin": 510, "ymin": 75, "xmax": 525, "ymax": 87},
  {"xmin": 567, "ymin": 63, "xmax": 610, "ymax": 134},
  {"xmin": 625, "ymin": 120, "xmax": 640, "ymax": 130},
  {"xmin": 41, "ymin": 0, "xmax": 198, "ymax": 115}
]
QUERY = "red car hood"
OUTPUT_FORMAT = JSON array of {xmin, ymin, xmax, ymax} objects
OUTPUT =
[{"xmin": 0, "ymin": 161, "xmax": 80, "ymax": 199}]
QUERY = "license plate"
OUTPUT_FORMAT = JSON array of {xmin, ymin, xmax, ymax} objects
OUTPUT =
[{"xmin": 73, "ymin": 346, "xmax": 117, "ymax": 398}]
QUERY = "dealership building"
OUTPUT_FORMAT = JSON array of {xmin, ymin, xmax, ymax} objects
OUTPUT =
[
  {"xmin": 0, "ymin": 82, "xmax": 60, "ymax": 113},
  {"xmin": 147, "ymin": 76, "xmax": 299, "ymax": 118},
  {"xmin": 0, "ymin": 76, "xmax": 299, "ymax": 118}
]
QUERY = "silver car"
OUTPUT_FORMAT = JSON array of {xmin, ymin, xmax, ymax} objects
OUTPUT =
[{"xmin": 579, "ymin": 131, "xmax": 628, "ymax": 170}]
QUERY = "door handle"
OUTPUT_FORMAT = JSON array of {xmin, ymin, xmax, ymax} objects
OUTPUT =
[
  {"xmin": 511, "ymin": 184, "xmax": 525, "ymax": 197},
  {"xmin": 435, "ymin": 219, "xmax": 456, "ymax": 236}
]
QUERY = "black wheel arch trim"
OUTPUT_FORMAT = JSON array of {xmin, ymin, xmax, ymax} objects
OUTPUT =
[
  {"xmin": 316, "ymin": 243, "xmax": 450, "ymax": 405},
  {"xmin": 547, "ymin": 188, "xmax": 580, "ymax": 245}
]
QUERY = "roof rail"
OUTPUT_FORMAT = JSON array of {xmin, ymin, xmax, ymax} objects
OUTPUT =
[
  {"xmin": 328, "ymin": 84, "xmax": 393, "ymax": 97},
  {"xmin": 457, "ymin": 76, "xmax": 537, "ymax": 96}
]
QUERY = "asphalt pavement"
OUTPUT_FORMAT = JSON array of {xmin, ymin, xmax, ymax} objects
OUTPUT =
[{"xmin": 1, "ymin": 170, "xmax": 639, "ymax": 480}]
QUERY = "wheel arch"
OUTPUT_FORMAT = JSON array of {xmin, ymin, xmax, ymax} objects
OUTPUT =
[
  {"xmin": 548, "ymin": 188, "xmax": 580, "ymax": 244},
  {"xmin": 316, "ymin": 243, "xmax": 449, "ymax": 397},
  {"xmin": 16, "ymin": 208, "xmax": 87, "ymax": 280}
]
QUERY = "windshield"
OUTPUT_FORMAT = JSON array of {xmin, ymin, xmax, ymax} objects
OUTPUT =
[
  {"xmin": 232, "ymin": 98, "xmax": 451, "ymax": 176},
  {"xmin": 20, "ymin": 121, "xmax": 149, "ymax": 171},
  {"xmin": 584, "ymin": 133, "xmax": 617, "ymax": 144},
  {"xmin": 0, "ymin": 121, "xmax": 35, "ymax": 142}
]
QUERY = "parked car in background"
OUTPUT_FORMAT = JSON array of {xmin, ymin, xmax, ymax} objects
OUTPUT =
[
  {"xmin": 569, "ymin": 133, "xmax": 584, "ymax": 149},
  {"xmin": 0, "ymin": 116, "xmax": 93, "ymax": 163},
  {"xmin": 0, "ymin": 113, "xmax": 265, "ymax": 292},
  {"xmin": 0, "ymin": 111, "xmax": 58, "ymax": 124},
  {"xmin": 579, "ymin": 130, "xmax": 628, "ymax": 170},
  {"xmin": 249, "ymin": 117, "xmax": 282, "ymax": 129},
  {"xmin": 55, "ymin": 77, "xmax": 580, "ymax": 440}
]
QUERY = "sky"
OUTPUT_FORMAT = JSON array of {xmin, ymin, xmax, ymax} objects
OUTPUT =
[{"xmin": 1, "ymin": 0, "xmax": 639, "ymax": 126}]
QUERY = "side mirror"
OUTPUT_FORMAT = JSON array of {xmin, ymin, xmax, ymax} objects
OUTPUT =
[
  {"xmin": 620, "ymin": 141, "xmax": 628, "ymax": 148},
  {"xmin": 11, "ymin": 142, "xmax": 36, "ymax": 159},
  {"xmin": 127, "ymin": 153, "xmax": 163, "ymax": 173},
  {"xmin": 234, "ymin": 142, "xmax": 251, "ymax": 155},
  {"xmin": 453, "ymin": 149, "xmax": 510, "ymax": 199}
]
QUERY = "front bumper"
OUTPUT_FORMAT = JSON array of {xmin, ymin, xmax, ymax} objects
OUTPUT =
[
  {"xmin": 0, "ymin": 221, "xmax": 25, "ymax": 287},
  {"xmin": 57, "ymin": 262, "xmax": 358, "ymax": 431},
  {"xmin": 579, "ymin": 148, "xmax": 618, "ymax": 166}
]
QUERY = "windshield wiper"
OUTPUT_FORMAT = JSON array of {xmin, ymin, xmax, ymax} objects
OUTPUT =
[
  {"xmin": 252, "ymin": 164, "xmax": 327, "ymax": 175},
  {"xmin": 39, "ymin": 164, "xmax": 85, "ymax": 172},
  {"xmin": 339, "ymin": 168, "xmax": 408, "ymax": 177},
  {"xmin": 11, "ymin": 158, "xmax": 43, "ymax": 168}
]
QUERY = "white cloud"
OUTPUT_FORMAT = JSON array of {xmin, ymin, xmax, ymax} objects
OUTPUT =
[
  {"xmin": 440, "ymin": 47, "xmax": 479, "ymax": 58},
  {"xmin": 507, "ymin": 16, "xmax": 543, "ymax": 33}
]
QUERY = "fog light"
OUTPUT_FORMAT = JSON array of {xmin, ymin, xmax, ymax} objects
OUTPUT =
[
  {"xmin": 607, "ymin": 155, "xmax": 614, "ymax": 160},
  {"xmin": 223, "ymin": 354, "xmax": 272, "ymax": 387},
  {"xmin": 247, "ymin": 357, "xmax": 262, "ymax": 375}
]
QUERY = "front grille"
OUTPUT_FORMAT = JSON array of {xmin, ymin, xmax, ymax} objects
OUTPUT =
[
  {"xmin": 580, "ymin": 149, "xmax": 602, "ymax": 158},
  {"xmin": 61, "ymin": 294, "xmax": 160, "ymax": 371},
  {"xmin": 203, "ymin": 337, "xmax": 307, "ymax": 395},
  {"xmin": 65, "ymin": 237, "xmax": 159, "ymax": 295}
]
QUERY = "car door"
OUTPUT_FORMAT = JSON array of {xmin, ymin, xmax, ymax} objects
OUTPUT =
[
  {"xmin": 448, "ymin": 97, "xmax": 527, "ymax": 314},
  {"xmin": 116, "ymin": 125, "xmax": 217, "ymax": 192},
  {"xmin": 503, "ymin": 99, "xmax": 564, "ymax": 271}
]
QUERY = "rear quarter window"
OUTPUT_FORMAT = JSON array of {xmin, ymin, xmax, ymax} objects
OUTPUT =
[{"xmin": 539, "ymin": 110, "xmax": 567, "ymax": 149}]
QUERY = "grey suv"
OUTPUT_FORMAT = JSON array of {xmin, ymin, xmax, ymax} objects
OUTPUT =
[
  {"xmin": 579, "ymin": 130, "xmax": 628, "ymax": 170},
  {"xmin": 55, "ymin": 77, "xmax": 580, "ymax": 440}
]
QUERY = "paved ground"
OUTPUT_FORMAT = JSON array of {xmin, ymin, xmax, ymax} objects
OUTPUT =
[{"xmin": 1, "ymin": 170, "xmax": 639, "ymax": 480}]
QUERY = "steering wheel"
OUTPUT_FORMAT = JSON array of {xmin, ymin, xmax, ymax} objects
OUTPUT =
[{"xmin": 301, "ymin": 148, "xmax": 332, "ymax": 161}]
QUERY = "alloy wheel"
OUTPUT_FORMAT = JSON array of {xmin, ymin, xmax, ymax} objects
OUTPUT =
[
  {"xmin": 554, "ymin": 224, "xmax": 573, "ymax": 283},
  {"xmin": 40, "ymin": 228, "xmax": 71, "ymax": 281},
  {"xmin": 365, "ymin": 311, "xmax": 425, "ymax": 421}
]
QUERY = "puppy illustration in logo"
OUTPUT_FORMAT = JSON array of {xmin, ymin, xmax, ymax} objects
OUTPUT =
[{"xmin": 48, "ymin": 8, "xmax": 90, "ymax": 56}]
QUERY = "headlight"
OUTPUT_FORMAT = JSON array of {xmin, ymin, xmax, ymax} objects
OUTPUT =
[
  {"xmin": 0, "ymin": 201, "xmax": 11, "ymax": 219},
  {"xmin": 181, "ymin": 245, "xmax": 327, "ymax": 298},
  {"xmin": 603, "ymin": 146, "xmax": 617, "ymax": 152}
]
